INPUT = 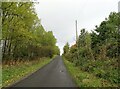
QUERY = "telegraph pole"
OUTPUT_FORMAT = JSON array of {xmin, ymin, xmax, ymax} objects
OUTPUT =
[
  {"xmin": 76, "ymin": 20, "xmax": 78, "ymax": 43},
  {"xmin": 118, "ymin": 1, "xmax": 120, "ymax": 12},
  {"xmin": 118, "ymin": 2, "xmax": 120, "ymax": 68},
  {"xmin": 75, "ymin": 20, "xmax": 79, "ymax": 61}
]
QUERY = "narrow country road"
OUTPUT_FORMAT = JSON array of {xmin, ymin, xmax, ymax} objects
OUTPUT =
[{"xmin": 8, "ymin": 56, "xmax": 76, "ymax": 87}]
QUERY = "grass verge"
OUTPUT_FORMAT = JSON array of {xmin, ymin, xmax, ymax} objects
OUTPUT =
[
  {"xmin": 64, "ymin": 58, "xmax": 118, "ymax": 87},
  {"xmin": 2, "ymin": 57, "xmax": 53, "ymax": 87}
]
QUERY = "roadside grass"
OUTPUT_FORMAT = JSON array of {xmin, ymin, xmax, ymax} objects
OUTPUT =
[
  {"xmin": 0, "ymin": 65, "xmax": 2, "ymax": 88},
  {"xmin": 2, "ymin": 57, "xmax": 53, "ymax": 87},
  {"xmin": 64, "ymin": 59, "xmax": 118, "ymax": 87}
]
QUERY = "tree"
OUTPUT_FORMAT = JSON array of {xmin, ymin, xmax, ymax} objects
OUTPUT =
[
  {"xmin": 91, "ymin": 12, "xmax": 119, "ymax": 59},
  {"xmin": 2, "ymin": 2, "xmax": 60, "ymax": 61},
  {"xmin": 63, "ymin": 42, "xmax": 69, "ymax": 55}
]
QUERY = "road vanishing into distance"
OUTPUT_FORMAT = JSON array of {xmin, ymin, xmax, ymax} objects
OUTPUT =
[{"xmin": 7, "ymin": 56, "xmax": 76, "ymax": 88}]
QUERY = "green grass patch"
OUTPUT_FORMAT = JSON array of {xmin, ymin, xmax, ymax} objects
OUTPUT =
[
  {"xmin": 2, "ymin": 57, "xmax": 52, "ymax": 87},
  {"xmin": 64, "ymin": 59, "xmax": 118, "ymax": 87}
]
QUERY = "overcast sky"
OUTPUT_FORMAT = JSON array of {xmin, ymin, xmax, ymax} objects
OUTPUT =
[{"xmin": 35, "ymin": 0, "xmax": 119, "ymax": 55}]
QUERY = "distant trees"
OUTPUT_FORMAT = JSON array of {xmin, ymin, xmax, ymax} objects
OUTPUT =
[
  {"xmin": 2, "ymin": 2, "xmax": 60, "ymax": 61},
  {"xmin": 63, "ymin": 12, "xmax": 119, "ymax": 84},
  {"xmin": 63, "ymin": 42, "xmax": 69, "ymax": 55}
]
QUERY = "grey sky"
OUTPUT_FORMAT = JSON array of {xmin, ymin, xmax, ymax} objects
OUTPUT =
[{"xmin": 35, "ymin": 0, "xmax": 119, "ymax": 55}]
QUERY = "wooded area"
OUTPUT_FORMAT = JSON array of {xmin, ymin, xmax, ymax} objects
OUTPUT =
[
  {"xmin": 63, "ymin": 12, "xmax": 119, "ymax": 84},
  {"xmin": 1, "ymin": 1, "xmax": 120, "ymax": 87},
  {"xmin": 2, "ymin": 2, "xmax": 60, "ymax": 64}
]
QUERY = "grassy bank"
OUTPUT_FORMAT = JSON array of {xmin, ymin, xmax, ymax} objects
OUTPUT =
[
  {"xmin": 64, "ymin": 58, "xmax": 118, "ymax": 87},
  {"xmin": 2, "ymin": 57, "xmax": 53, "ymax": 87}
]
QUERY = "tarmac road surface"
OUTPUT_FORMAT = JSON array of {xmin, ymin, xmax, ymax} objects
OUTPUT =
[{"xmin": 7, "ymin": 56, "xmax": 76, "ymax": 88}]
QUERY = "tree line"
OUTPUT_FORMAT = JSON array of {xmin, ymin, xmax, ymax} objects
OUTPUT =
[
  {"xmin": 2, "ymin": 2, "xmax": 60, "ymax": 62},
  {"xmin": 63, "ymin": 12, "xmax": 119, "ymax": 84}
]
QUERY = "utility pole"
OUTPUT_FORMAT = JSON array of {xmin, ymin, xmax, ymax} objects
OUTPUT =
[
  {"xmin": 76, "ymin": 20, "xmax": 78, "ymax": 43},
  {"xmin": 75, "ymin": 20, "xmax": 79, "ymax": 61},
  {"xmin": 118, "ymin": 1, "xmax": 120, "ymax": 12},
  {"xmin": 118, "ymin": 1, "xmax": 120, "ymax": 32},
  {"xmin": 118, "ymin": 2, "xmax": 120, "ymax": 64}
]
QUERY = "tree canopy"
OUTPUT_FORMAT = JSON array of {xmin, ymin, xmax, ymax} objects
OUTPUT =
[{"xmin": 2, "ymin": 2, "xmax": 60, "ymax": 60}]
